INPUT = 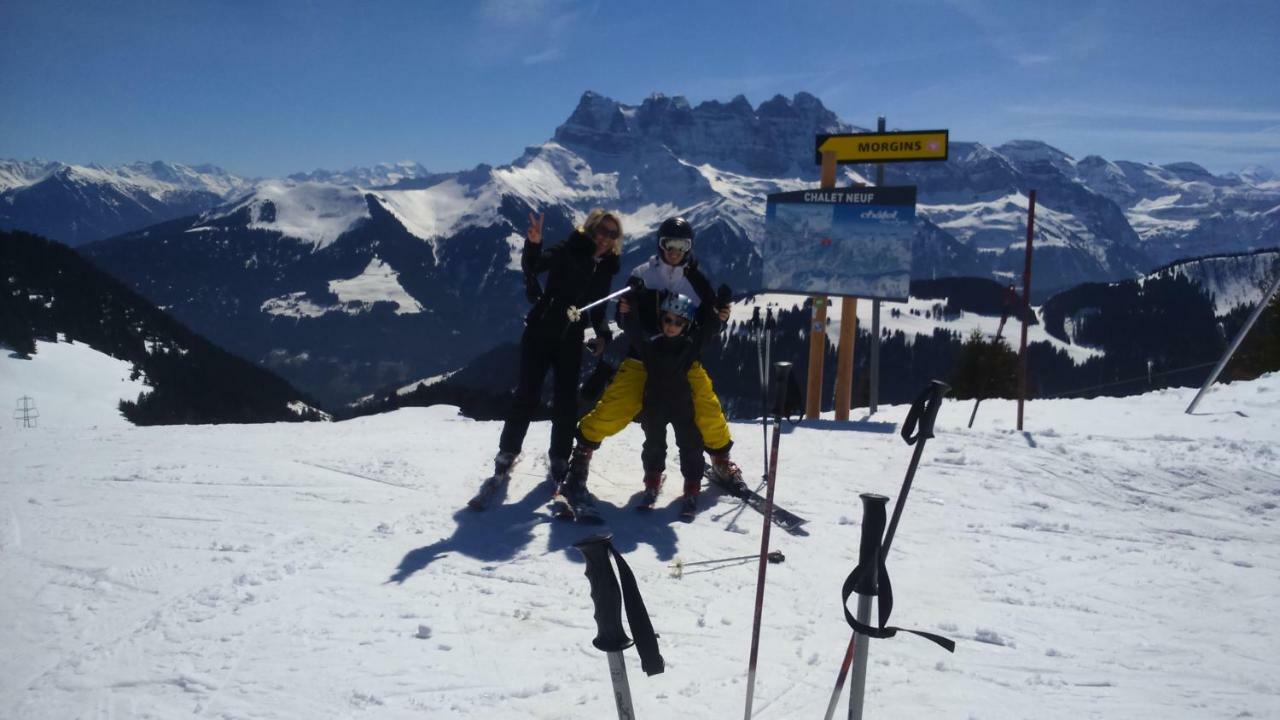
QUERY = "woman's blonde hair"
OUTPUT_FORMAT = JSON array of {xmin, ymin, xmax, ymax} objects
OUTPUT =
[{"xmin": 581, "ymin": 208, "xmax": 623, "ymax": 255}]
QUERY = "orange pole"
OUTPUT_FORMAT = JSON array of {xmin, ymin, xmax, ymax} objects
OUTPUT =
[{"xmin": 834, "ymin": 298, "xmax": 857, "ymax": 420}]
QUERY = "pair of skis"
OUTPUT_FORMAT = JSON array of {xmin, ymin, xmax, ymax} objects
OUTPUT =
[
  {"xmin": 470, "ymin": 464, "xmax": 807, "ymax": 531},
  {"xmin": 466, "ymin": 460, "xmax": 608, "ymax": 522}
]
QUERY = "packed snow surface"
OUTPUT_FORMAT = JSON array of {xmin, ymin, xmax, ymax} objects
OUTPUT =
[{"xmin": 2, "ymin": 343, "xmax": 1278, "ymax": 718}]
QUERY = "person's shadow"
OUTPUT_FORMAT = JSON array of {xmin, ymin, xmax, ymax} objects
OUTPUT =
[
  {"xmin": 389, "ymin": 474, "xmax": 682, "ymax": 583},
  {"xmin": 388, "ymin": 473, "xmax": 555, "ymax": 584},
  {"xmin": 545, "ymin": 488, "xmax": 681, "ymax": 564}
]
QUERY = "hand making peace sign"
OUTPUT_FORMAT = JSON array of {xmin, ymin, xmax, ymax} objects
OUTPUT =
[{"xmin": 527, "ymin": 212, "xmax": 544, "ymax": 245}]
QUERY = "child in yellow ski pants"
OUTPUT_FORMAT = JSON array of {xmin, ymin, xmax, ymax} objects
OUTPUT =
[{"xmin": 578, "ymin": 357, "xmax": 732, "ymax": 454}]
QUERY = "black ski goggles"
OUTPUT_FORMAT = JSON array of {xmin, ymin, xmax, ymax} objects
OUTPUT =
[{"xmin": 659, "ymin": 236, "xmax": 691, "ymax": 253}]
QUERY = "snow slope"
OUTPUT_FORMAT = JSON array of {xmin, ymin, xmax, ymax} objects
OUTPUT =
[
  {"xmin": 2, "ymin": 355, "xmax": 1278, "ymax": 717},
  {"xmin": 0, "ymin": 339, "xmax": 148, "ymax": 429}
]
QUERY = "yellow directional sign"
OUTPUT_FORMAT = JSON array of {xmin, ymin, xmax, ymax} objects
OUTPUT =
[{"xmin": 816, "ymin": 130, "xmax": 949, "ymax": 164}]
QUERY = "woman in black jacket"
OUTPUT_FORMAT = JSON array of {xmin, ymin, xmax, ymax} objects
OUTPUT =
[{"xmin": 488, "ymin": 208, "xmax": 622, "ymax": 488}]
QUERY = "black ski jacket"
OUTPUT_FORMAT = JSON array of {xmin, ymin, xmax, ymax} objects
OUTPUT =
[
  {"xmin": 523, "ymin": 229, "xmax": 620, "ymax": 340},
  {"xmin": 621, "ymin": 301, "xmax": 720, "ymax": 420}
]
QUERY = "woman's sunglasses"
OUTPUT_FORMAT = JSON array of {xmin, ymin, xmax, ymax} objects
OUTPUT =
[{"xmin": 594, "ymin": 226, "xmax": 621, "ymax": 241}]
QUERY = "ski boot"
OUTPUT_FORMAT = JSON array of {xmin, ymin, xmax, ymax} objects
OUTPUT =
[
  {"xmin": 547, "ymin": 454, "xmax": 569, "ymax": 486},
  {"xmin": 708, "ymin": 452, "xmax": 749, "ymax": 496},
  {"xmin": 636, "ymin": 470, "xmax": 664, "ymax": 512},
  {"xmin": 468, "ymin": 451, "xmax": 517, "ymax": 510},
  {"xmin": 679, "ymin": 477, "xmax": 701, "ymax": 522},
  {"xmin": 551, "ymin": 445, "xmax": 601, "ymax": 523}
]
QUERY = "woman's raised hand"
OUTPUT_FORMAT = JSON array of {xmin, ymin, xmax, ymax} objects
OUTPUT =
[{"xmin": 527, "ymin": 212, "xmax": 544, "ymax": 245}]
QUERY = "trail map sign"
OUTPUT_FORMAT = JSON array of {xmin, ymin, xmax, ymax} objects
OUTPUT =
[
  {"xmin": 762, "ymin": 186, "xmax": 916, "ymax": 301},
  {"xmin": 816, "ymin": 130, "xmax": 948, "ymax": 164}
]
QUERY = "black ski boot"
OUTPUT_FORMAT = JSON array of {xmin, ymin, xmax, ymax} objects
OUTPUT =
[
  {"xmin": 637, "ymin": 470, "xmax": 664, "ymax": 512},
  {"xmin": 679, "ymin": 477, "xmax": 701, "ymax": 522},
  {"xmin": 547, "ymin": 454, "xmax": 569, "ymax": 486},
  {"xmin": 468, "ymin": 451, "xmax": 517, "ymax": 510},
  {"xmin": 552, "ymin": 445, "xmax": 601, "ymax": 523}
]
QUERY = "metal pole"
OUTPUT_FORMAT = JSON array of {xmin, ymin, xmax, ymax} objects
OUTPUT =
[
  {"xmin": 848, "ymin": 493, "xmax": 889, "ymax": 720},
  {"xmin": 870, "ymin": 115, "xmax": 886, "ymax": 415},
  {"xmin": 825, "ymin": 381, "xmax": 949, "ymax": 719},
  {"xmin": 606, "ymin": 652, "xmax": 636, "ymax": 720},
  {"xmin": 968, "ymin": 311, "xmax": 1011, "ymax": 428},
  {"xmin": 1016, "ymin": 190, "xmax": 1037, "ymax": 431},
  {"xmin": 1186, "ymin": 271, "xmax": 1280, "ymax": 413},
  {"xmin": 573, "ymin": 535, "xmax": 639, "ymax": 720},
  {"xmin": 744, "ymin": 361, "xmax": 793, "ymax": 719}
]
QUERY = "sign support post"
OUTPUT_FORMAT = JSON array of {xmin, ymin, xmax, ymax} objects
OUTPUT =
[
  {"xmin": 806, "ymin": 151, "xmax": 838, "ymax": 420},
  {"xmin": 809, "ymin": 127, "xmax": 947, "ymax": 422},
  {"xmin": 869, "ymin": 116, "xmax": 887, "ymax": 415}
]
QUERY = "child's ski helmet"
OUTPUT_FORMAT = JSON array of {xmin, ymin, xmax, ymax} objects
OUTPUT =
[{"xmin": 660, "ymin": 292, "xmax": 696, "ymax": 322}]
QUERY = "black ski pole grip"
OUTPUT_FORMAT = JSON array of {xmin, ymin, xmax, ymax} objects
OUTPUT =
[
  {"xmin": 716, "ymin": 283, "xmax": 732, "ymax": 306},
  {"xmin": 854, "ymin": 494, "xmax": 889, "ymax": 595},
  {"xmin": 769, "ymin": 361, "xmax": 793, "ymax": 419},
  {"xmin": 573, "ymin": 534, "xmax": 634, "ymax": 653},
  {"xmin": 901, "ymin": 380, "xmax": 951, "ymax": 445}
]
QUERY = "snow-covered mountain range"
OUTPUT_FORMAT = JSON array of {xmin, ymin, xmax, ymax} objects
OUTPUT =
[
  {"xmin": 16, "ymin": 91, "xmax": 1278, "ymax": 406},
  {"xmin": 0, "ymin": 160, "xmax": 252, "ymax": 246}
]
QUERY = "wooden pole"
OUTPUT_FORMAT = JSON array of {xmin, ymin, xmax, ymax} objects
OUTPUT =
[
  {"xmin": 1016, "ymin": 190, "xmax": 1037, "ymax": 431},
  {"xmin": 834, "ymin": 297, "xmax": 857, "ymax": 420},
  {"xmin": 807, "ymin": 151, "xmax": 838, "ymax": 420}
]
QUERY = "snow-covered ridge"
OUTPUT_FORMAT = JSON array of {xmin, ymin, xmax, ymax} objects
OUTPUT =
[
  {"xmin": 0, "ymin": 159, "xmax": 251, "ymax": 198},
  {"xmin": 209, "ymin": 181, "xmax": 373, "ymax": 250},
  {"xmin": 261, "ymin": 257, "xmax": 425, "ymax": 317},
  {"xmin": 1147, "ymin": 249, "xmax": 1280, "ymax": 316}
]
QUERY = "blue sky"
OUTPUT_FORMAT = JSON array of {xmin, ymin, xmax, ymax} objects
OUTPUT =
[{"xmin": 2, "ymin": 0, "xmax": 1278, "ymax": 178}]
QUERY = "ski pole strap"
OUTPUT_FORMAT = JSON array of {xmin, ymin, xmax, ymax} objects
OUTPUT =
[
  {"xmin": 840, "ymin": 562, "xmax": 955, "ymax": 652},
  {"xmin": 607, "ymin": 542, "xmax": 665, "ymax": 676},
  {"xmin": 573, "ymin": 534, "xmax": 665, "ymax": 676},
  {"xmin": 901, "ymin": 380, "xmax": 951, "ymax": 446},
  {"xmin": 840, "ymin": 496, "xmax": 954, "ymax": 653}
]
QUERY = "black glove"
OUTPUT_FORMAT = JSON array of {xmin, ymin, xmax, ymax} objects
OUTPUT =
[
  {"xmin": 716, "ymin": 283, "xmax": 732, "ymax": 308},
  {"xmin": 626, "ymin": 276, "xmax": 646, "ymax": 293}
]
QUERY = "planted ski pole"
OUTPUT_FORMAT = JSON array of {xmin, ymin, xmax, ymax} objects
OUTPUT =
[
  {"xmin": 743, "ymin": 360, "xmax": 793, "ymax": 720},
  {"xmin": 572, "ymin": 534, "xmax": 665, "ymax": 719},
  {"xmin": 824, "ymin": 380, "xmax": 952, "ymax": 720},
  {"xmin": 968, "ymin": 287, "xmax": 1018, "ymax": 428},
  {"xmin": 846, "ymin": 493, "xmax": 889, "ymax": 720},
  {"xmin": 567, "ymin": 285, "xmax": 633, "ymax": 322}
]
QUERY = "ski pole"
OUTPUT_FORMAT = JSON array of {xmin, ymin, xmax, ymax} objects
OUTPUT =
[
  {"xmin": 743, "ymin": 360, "xmax": 792, "ymax": 720},
  {"xmin": 824, "ymin": 380, "xmax": 951, "ymax": 720},
  {"xmin": 967, "ymin": 309, "xmax": 1011, "ymax": 428},
  {"xmin": 567, "ymin": 286, "xmax": 633, "ymax": 322},
  {"xmin": 573, "ymin": 534, "xmax": 665, "ymax": 718},
  {"xmin": 847, "ymin": 493, "xmax": 890, "ymax": 720},
  {"xmin": 670, "ymin": 550, "xmax": 784, "ymax": 579}
]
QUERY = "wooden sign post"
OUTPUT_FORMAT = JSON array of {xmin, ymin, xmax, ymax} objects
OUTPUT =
[
  {"xmin": 805, "ymin": 151, "xmax": 839, "ymax": 420},
  {"xmin": 805, "ymin": 127, "xmax": 949, "ymax": 421}
]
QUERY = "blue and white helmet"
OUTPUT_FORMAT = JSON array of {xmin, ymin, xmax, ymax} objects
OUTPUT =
[{"xmin": 660, "ymin": 292, "xmax": 696, "ymax": 322}]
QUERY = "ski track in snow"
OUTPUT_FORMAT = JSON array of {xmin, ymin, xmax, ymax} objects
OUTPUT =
[{"xmin": 2, "ymin": 378, "xmax": 1279, "ymax": 718}]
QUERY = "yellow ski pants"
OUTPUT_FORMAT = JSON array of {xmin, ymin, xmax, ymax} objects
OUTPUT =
[{"xmin": 578, "ymin": 358, "xmax": 732, "ymax": 453}]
